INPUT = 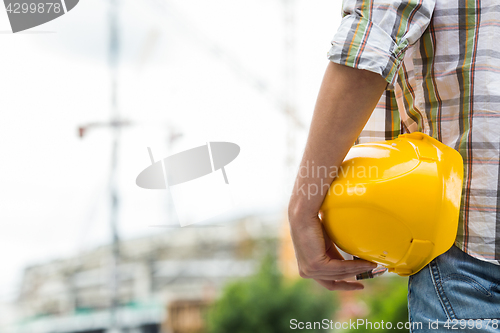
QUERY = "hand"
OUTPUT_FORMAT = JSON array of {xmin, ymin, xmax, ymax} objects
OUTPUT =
[
  {"xmin": 287, "ymin": 62, "xmax": 385, "ymax": 291},
  {"xmin": 288, "ymin": 208, "xmax": 377, "ymax": 291}
]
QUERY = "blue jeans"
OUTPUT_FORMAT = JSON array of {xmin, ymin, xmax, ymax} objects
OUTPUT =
[{"xmin": 408, "ymin": 245, "xmax": 500, "ymax": 332}]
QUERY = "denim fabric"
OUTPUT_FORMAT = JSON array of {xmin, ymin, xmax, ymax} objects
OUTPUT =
[{"xmin": 408, "ymin": 245, "xmax": 500, "ymax": 332}]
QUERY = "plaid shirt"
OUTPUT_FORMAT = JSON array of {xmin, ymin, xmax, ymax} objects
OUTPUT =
[{"xmin": 328, "ymin": 0, "xmax": 500, "ymax": 265}]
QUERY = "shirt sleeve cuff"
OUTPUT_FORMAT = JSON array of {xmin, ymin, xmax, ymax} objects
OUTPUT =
[{"xmin": 327, "ymin": 14, "xmax": 409, "ymax": 91}]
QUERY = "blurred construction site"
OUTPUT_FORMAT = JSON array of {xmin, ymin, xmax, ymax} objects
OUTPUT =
[{"xmin": 8, "ymin": 213, "xmax": 281, "ymax": 333}]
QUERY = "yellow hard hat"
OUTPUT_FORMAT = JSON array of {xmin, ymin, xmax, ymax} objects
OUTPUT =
[{"xmin": 320, "ymin": 132, "xmax": 464, "ymax": 276}]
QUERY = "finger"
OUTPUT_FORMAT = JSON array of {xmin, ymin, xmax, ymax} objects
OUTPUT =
[
  {"xmin": 299, "ymin": 270, "xmax": 363, "ymax": 281},
  {"xmin": 324, "ymin": 240, "xmax": 345, "ymax": 261},
  {"xmin": 321, "ymin": 225, "xmax": 375, "ymax": 266},
  {"xmin": 299, "ymin": 267, "xmax": 373, "ymax": 280},
  {"xmin": 322, "ymin": 229, "xmax": 345, "ymax": 261},
  {"xmin": 306, "ymin": 259, "xmax": 377, "ymax": 276},
  {"xmin": 298, "ymin": 261, "xmax": 375, "ymax": 279},
  {"xmin": 315, "ymin": 279, "xmax": 365, "ymax": 291},
  {"xmin": 298, "ymin": 260, "xmax": 376, "ymax": 277},
  {"xmin": 323, "ymin": 257, "xmax": 376, "ymax": 271}
]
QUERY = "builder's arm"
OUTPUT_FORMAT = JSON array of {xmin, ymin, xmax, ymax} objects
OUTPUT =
[
  {"xmin": 288, "ymin": 0, "xmax": 435, "ymax": 291},
  {"xmin": 287, "ymin": 61, "xmax": 386, "ymax": 291}
]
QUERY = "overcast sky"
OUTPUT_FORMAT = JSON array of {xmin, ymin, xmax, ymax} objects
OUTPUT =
[{"xmin": 0, "ymin": 0, "xmax": 342, "ymax": 301}]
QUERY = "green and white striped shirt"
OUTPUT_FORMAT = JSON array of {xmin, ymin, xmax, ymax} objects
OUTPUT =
[{"xmin": 328, "ymin": 0, "xmax": 500, "ymax": 265}]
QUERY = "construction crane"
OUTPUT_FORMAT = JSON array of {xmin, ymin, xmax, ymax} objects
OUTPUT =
[
  {"xmin": 78, "ymin": 2, "xmax": 302, "ymax": 331},
  {"xmin": 77, "ymin": 0, "xmax": 122, "ymax": 331}
]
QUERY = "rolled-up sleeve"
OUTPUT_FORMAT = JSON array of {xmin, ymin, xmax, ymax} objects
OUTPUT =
[{"xmin": 328, "ymin": 0, "xmax": 435, "ymax": 89}]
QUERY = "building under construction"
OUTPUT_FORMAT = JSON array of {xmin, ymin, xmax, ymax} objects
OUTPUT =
[{"xmin": 7, "ymin": 212, "xmax": 281, "ymax": 333}]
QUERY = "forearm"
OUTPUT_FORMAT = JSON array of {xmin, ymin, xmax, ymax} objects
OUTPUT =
[{"xmin": 289, "ymin": 62, "xmax": 387, "ymax": 222}]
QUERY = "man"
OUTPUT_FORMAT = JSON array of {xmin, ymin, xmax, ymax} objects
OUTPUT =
[{"xmin": 288, "ymin": 0, "xmax": 500, "ymax": 331}]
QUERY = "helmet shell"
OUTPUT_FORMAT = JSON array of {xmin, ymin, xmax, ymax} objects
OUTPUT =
[{"xmin": 320, "ymin": 132, "xmax": 464, "ymax": 276}]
